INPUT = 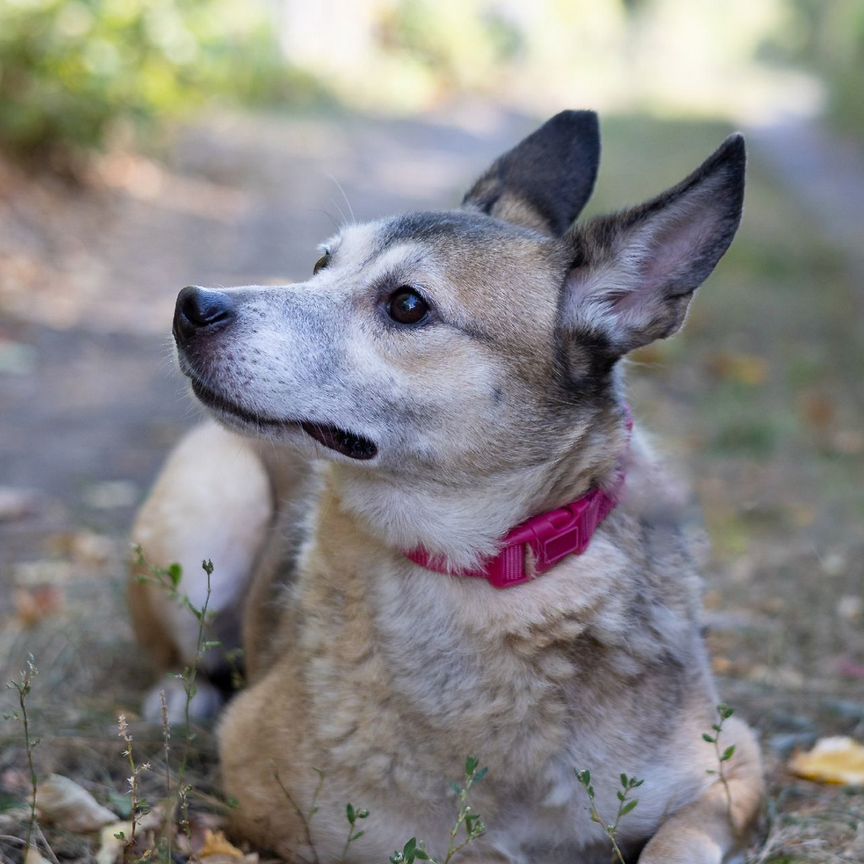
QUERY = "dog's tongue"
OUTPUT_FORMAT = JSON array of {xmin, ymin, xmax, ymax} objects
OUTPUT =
[{"xmin": 301, "ymin": 422, "xmax": 378, "ymax": 461}]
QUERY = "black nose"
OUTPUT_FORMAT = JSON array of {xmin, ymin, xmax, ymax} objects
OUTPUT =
[{"xmin": 174, "ymin": 286, "xmax": 236, "ymax": 342}]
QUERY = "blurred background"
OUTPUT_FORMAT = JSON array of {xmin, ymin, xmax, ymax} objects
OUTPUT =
[{"xmin": 0, "ymin": 1, "xmax": 862, "ymax": 862}]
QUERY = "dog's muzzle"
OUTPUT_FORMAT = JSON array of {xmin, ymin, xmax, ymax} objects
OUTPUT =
[{"xmin": 173, "ymin": 285, "xmax": 236, "ymax": 345}]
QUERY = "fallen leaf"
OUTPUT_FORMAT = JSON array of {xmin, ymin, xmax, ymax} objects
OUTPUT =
[
  {"xmin": 96, "ymin": 821, "xmax": 132, "ymax": 864},
  {"xmin": 175, "ymin": 812, "xmax": 226, "ymax": 857},
  {"xmin": 799, "ymin": 391, "xmax": 835, "ymax": 434},
  {"xmin": 788, "ymin": 736, "xmax": 864, "ymax": 785},
  {"xmin": 49, "ymin": 531, "xmax": 114, "ymax": 566},
  {"xmin": 711, "ymin": 655, "xmax": 733, "ymax": 675},
  {"xmin": 36, "ymin": 774, "xmax": 118, "ymax": 832},
  {"xmin": 198, "ymin": 830, "xmax": 245, "ymax": 860},
  {"xmin": 24, "ymin": 847, "xmax": 50, "ymax": 864},
  {"xmin": 705, "ymin": 352, "xmax": 769, "ymax": 386},
  {"xmin": 194, "ymin": 829, "xmax": 258, "ymax": 863},
  {"xmin": 14, "ymin": 586, "xmax": 64, "ymax": 628}
]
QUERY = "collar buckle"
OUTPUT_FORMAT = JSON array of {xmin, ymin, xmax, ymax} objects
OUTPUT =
[{"xmin": 484, "ymin": 490, "xmax": 610, "ymax": 588}]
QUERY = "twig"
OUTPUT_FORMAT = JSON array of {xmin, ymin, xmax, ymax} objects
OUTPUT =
[
  {"xmin": 442, "ymin": 758, "xmax": 487, "ymax": 864},
  {"xmin": 118, "ymin": 714, "xmax": 150, "ymax": 863},
  {"xmin": 32, "ymin": 826, "xmax": 60, "ymax": 864},
  {"xmin": 6, "ymin": 657, "xmax": 39, "ymax": 856},
  {"xmin": 703, "ymin": 703, "xmax": 737, "ymax": 836},
  {"xmin": 339, "ymin": 803, "xmax": 369, "ymax": 862},
  {"xmin": 133, "ymin": 548, "xmax": 218, "ymax": 843},
  {"xmin": 160, "ymin": 689, "xmax": 172, "ymax": 863},
  {"xmin": 273, "ymin": 768, "xmax": 319, "ymax": 864},
  {"xmin": 390, "ymin": 758, "xmax": 488, "ymax": 864},
  {"xmin": 576, "ymin": 769, "xmax": 643, "ymax": 864},
  {"xmin": 178, "ymin": 559, "xmax": 215, "ymax": 792}
]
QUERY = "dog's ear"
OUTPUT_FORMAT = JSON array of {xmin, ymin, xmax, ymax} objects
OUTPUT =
[
  {"xmin": 561, "ymin": 134, "xmax": 745, "ymax": 356},
  {"xmin": 462, "ymin": 110, "xmax": 600, "ymax": 236}
]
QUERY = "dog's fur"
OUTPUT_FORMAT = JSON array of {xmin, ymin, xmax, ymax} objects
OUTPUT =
[{"xmin": 130, "ymin": 111, "xmax": 764, "ymax": 863}]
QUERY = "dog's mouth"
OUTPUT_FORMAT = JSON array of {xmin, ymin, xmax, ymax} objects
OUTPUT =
[
  {"xmin": 189, "ymin": 378, "xmax": 378, "ymax": 461},
  {"xmin": 299, "ymin": 421, "xmax": 378, "ymax": 461}
]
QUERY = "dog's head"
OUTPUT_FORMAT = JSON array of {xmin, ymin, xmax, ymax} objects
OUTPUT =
[{"xmin": 175, "ymin": 111, "xmax": 744, "ymax": 551}]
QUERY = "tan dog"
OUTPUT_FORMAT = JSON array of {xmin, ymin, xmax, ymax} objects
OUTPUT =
[{"xmin": 131, "ymin": 111, "xmax": 764, "ymax": 863}]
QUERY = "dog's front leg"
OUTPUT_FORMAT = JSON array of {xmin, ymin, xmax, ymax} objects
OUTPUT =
[
  {"xmin": 130, "ymin": 421, "xmax": 275, "ymax": 721},
  {"xmin": 638, "ymin": 718, "xmax": 764, "ymax": 864}
]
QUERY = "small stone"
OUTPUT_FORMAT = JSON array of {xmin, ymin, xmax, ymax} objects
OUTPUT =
[
  {"xmin": 82, "ymin": 480, "xmax": 138, "ymax": 510},
  {"xmin": 820, "ymin": 551, "xmax": 847, "ymax": 577},
  {"xmin": 0, "ymin": 486, "xmax": 40, "ymax": 522},
  {"xmin": 769, "ymin": 732, "xmax": 818, "ymax": 757},
  {"xmin": 823, "ymin": 699, "xmax": 864, "ymax": 721},
  {"xmin": 837, "ymin": 594, "xmax": 862, "ymax": 621}
]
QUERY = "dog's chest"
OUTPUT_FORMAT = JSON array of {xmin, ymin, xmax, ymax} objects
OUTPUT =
[
  {"xmin": 295, "ymin": 525, "xmax": 696, "ymax": 763},
  {"xmin": 282, "ymin": 502, "xmax": 710, "ymax": 862}
]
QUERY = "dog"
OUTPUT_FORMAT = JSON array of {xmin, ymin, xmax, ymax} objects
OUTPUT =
[{"xmin": 130, "ymin": 110, "xmax": 764, "ymax": 863}]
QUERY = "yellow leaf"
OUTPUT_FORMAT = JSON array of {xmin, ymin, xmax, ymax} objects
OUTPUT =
[
  {"xmin": 788, "ymin": 736, "xmax": 864, "ymax": 785},
  {"xmin": 198, "ymin": 830, "xmax": 246, "ymax": 861},
  {"xmin": 704, "ymin": 351, "xmax": 769, "ymax": 386},
  {"xmin": 95, "ymin": 821, "xmax": 132, "ymax": 864}
]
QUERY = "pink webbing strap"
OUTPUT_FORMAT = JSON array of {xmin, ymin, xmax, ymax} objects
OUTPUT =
[{"xmin": 405, "ymin": 406, "xmax": 633, "ymax": 590}]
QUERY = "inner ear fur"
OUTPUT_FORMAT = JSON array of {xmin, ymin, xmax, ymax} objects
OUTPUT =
[
  {"xmin": 562, "ymin": 133, "xmax": 746, "ymax": 355},
  {"xmin": 462, "ymin": 110, "xmax": 600, "ymax": 236}
]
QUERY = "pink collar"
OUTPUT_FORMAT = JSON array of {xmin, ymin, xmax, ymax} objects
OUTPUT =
[{"xmin": 406, "ymin": 410, "xmax": 633, "ymax": 590}]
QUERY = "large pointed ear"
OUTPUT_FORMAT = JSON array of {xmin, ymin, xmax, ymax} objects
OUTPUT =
[
  {"xmin": 562, "ymin": 134, "xmax": 745, "ymax": 355},
  {"xmin": 462, "ymin": 110, "xmax": 600, "ymax": 236}
]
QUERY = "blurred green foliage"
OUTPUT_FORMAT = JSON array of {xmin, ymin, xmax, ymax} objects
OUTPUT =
[
  {"xmin": 0, "ymin": 0, "xmax": 329, "ymax": 167},
  {"xmin": 379, "ymin": 0, "xmax": 523, "ymax": 90},
  {"xmin": 769, "ymin": 0, "xmax": 864, "ymax": 136},
  {"xmin": 2, "ymin": 0, "xmax": 862, "ymax": 170}
]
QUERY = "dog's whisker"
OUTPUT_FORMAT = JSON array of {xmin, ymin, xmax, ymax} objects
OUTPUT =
[{"xmin": 326, "ymin": 173, "xmax": 356, "ymax": 225}]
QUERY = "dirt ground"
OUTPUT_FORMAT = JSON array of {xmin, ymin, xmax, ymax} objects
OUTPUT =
[{"xmin": 0, "ymin": 104, "xmax": 862, "ymax": 863}]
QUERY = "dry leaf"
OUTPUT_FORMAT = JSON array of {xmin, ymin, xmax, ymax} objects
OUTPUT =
[
  {"xmin": 24, "ymin": 847, "xmax": 50, "ymax": 864},
  {"xmin": 788, "ymin": 736, "xmax": 864, "ymax": 785},
  {"xmin": 195, "ymin": 829, "xmax": 258, "ymax": 863},
  {"xmin": 49, "ymin": 531, "xmax": 114, "ymax": 566},
  {"xmin": 14, "ymin": 586, "xmax": 64, "ymax": 628},
  {"xmin": 705, "ymin": 352, "xmax": 769, "ymax": 386},
  {"xmin": 198, "ymin": 830, "xmax": 245, "ymax": 860},
  {"xmin": 799, "ymin": 391, "xmax": 835, "ymax": 434},
  {"xmin": 96, "ymin": 821, "xmax": 132, "ymax": 864},
  {"xmin": 174, "ymin": 812, "xmax": 226, "ymax": 857},
  {"xmin": 36, "ymin": 774, "xmax": 118, "ymax": 832}
]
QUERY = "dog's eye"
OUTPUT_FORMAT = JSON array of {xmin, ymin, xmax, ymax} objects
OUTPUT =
[
  {"xmin": 388, "ymin": 288, "xmax": 429, "ymax": 325},
  {"xmin": 313, "ymin": 251, "xmax": 330, "ymax": 275}
]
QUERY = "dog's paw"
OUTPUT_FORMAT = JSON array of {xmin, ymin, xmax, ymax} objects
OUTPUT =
[{"xmin": 142, "ymin": 673, "xmax": 225, "ymax": 724}]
